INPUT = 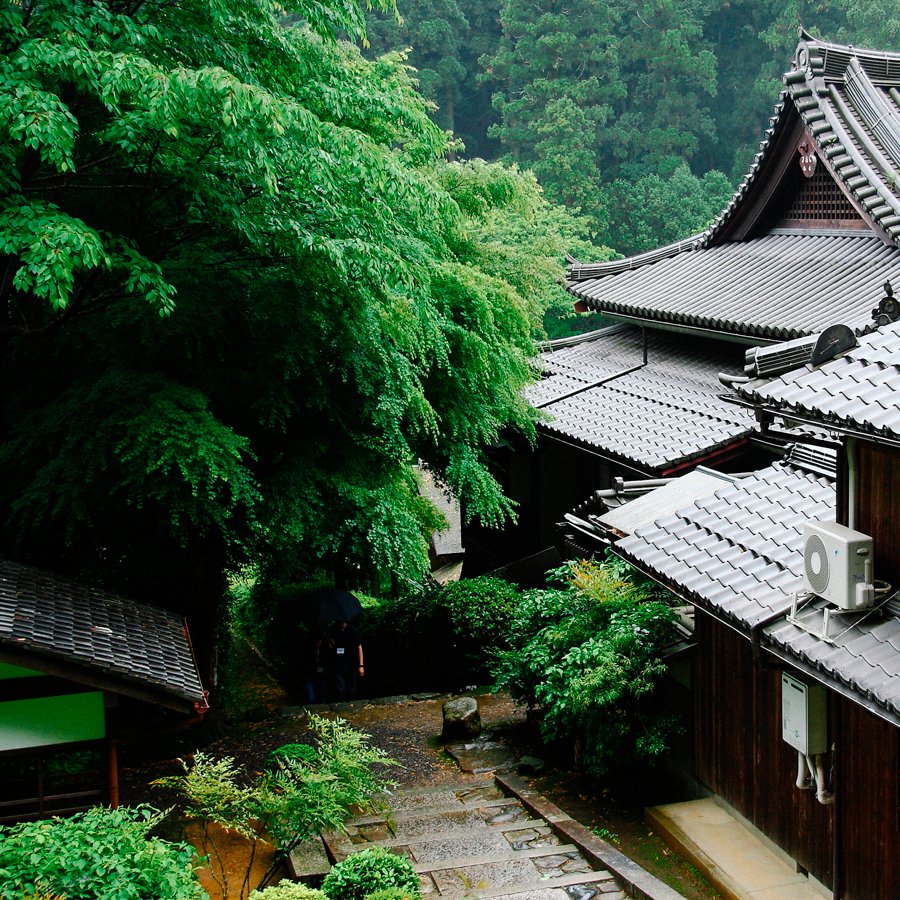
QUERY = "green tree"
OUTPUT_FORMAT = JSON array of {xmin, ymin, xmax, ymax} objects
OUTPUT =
[{"xmin": 0, "ymin": 0, "xmax": 540, "ymax": 655}]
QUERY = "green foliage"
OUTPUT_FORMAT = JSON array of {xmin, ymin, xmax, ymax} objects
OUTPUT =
[
  {"xmin": 249, "ymin": 883, "xmax": 326, "ymax": 900},
  {"xmin": 440, "ymin": 575, "xmax": 519, "ymax": 668},
  {"xmin": 494, "ymin": 558, "xmax": 679, "ymax": 778},
  {"xmin": 156, "ymin": 715, "xmax": 397, "ymax": 896},
  {"xmin": 322, "ymin": 849, "xmax": 421, "ymax": 900},
  {"xmin": 0, "ymin": 805, "xmax": 204, "ymax": 900},
  {"xmin": 0, "ymin": 0, "xmax": 544, "ymax": 617}
]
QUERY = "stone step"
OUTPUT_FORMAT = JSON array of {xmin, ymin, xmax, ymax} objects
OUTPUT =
[
  {"xmin": 348, "ymin": 795, "xmax": 519, "ymax": 825},
  {"xmin": 430, "ymin": 868, "xmax": 620, "ymax": 899},
  {"xmin": 285, "ymin": 835, "xmax": 331, "ymax": 880},
  {"xmin": 412, "ymin": 844, "xmax": 580, "ymax": 874}
]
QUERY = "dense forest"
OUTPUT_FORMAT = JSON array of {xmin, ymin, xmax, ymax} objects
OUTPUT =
[{"xmin": 365, "ymin": 0, "xmax": 900, "ymax": 254}]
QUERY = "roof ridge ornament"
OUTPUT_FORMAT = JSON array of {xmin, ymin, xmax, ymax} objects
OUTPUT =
[
  {"xmin": 872, "ymin": 280, "xmax": 899, "ymax": 326},
  {"xmin": 798, "ymin": 135, "xmax": 818, "ymax": 178}
]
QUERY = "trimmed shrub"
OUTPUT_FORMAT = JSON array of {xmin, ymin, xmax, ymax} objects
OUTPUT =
[
  {"xmin": 249, "ymin": 883, "xmax": 327, "ymax": 899},
  {"xmin": 321, "ymin": 849, "xmax": 421, "ymax": 900}
]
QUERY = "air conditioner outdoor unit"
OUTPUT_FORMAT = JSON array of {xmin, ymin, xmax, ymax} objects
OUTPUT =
[{"xmin": 803, "ymin": 520, "xmax": 874, "ymax": 610}]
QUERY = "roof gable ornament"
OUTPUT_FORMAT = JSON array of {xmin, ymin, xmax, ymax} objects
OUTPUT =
[
  {"xmin": 872, "ymin": 280, "xmax": 900, "ymax": 326},
  {"xmin": 797, "ymin": 136, "xmax": 817, "ymax": 178}
]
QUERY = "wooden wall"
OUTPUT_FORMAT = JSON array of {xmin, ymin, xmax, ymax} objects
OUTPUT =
[
  {"xmin": 856, "ymin": 440, "xmax": 900, "ymax": 591},
  {"xmin": 693, "ymin": 612, "xmax": 833, "ymax": 886},
  {"xmin": 694, "ymin": 608, "xmax": 900, "ymax": 897}
]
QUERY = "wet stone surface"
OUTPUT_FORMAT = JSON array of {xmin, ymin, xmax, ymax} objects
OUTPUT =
[
  {"xmin": 445, "ymin": 735, "xmax": 519, "ymax": 775},
  {"xmin": 534, "ymin": 851, "xmax": 593, "ymax": 879},
  {"xmin": 387, "ymin": 809, "xmax": 486, "ymax": 841},
  {"xmin": 564, "ymin": 886, "xmax": 599, "ymax": 900},
  {"xmin": 385, "ymin": 789, "xmax": 460, "ymax": 811},
  {"xmin": 431, "ymin": 859, "xmax": 541, "ymax": 894},
  {"xmin": 481, "ymin": 801, "xmax": 530, "ymax": 825},
  {"xmin": 408, "ymin": 831, "xmax": 512, "ymax": 863},
  {"xmin": 505, "ymin": 825, "xmax": 562, "ymax": 851},
  {"xmin": 456, "ymin": 783, "xmax": 505, "ymax": 804}
]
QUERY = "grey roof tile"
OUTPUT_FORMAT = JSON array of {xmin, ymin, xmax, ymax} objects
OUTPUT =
[
  {"xmin": 0, "ymin": 558, "xmax": 205, "ymax": 706},
  {"xmin": 737, "ymin": 319, "xmax": 900, "ymax": 439},
  {"xmin": 568, "ymin": 35, "xmax": 900, "ymax": 341},
  {"xmin": 530, "ymin": 326, "xmax": 754, "ymax": 472},
  {"xmin": 618, "ymin": 454, "xmax": 836, "ymax": 628}
]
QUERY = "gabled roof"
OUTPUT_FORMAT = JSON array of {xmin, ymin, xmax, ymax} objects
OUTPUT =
[
  {"xmin": 735, "ymin": 318, "xmax": 900, "ymax": 442},
  {"xmin": 568, "ymin": 32, "xmax": 900, "ymax": 342},
  {"xmin": 615, "ymin": 444, "xmax": 900, "ymax": 726},
  {"xmin": 528, "ymin": 325, "xmax": 755, "ymax": 474},
  {"xmin": 616, "ymin": 447, "xmax": 837, "ymax": 628},
  {"xmin": 0, "ymin": 559, "xmax": 207, "ymax": 712}
]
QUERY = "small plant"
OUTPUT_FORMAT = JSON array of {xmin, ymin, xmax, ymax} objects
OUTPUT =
[
  {"xmin": 321, "ymin": 849, "xmax": 421, "ymax": 900},
  {"xmin": 592, "ymin": 826, "xmax": 620, "ymax": 844},
  {"xmin": 157, "ymin": 716, "xmax": 399, "ymax": 898},
  {"xmin": 249, "ymin": 883, "xmax": 327, "ymax": 899},
  {"xmin": 0, "ymin": 805, "xmax": 203, "ymax": 899}
]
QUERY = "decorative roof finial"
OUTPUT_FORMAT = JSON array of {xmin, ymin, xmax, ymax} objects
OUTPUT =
[{"xmin": 872, "ymin": 280, "xmax": 899, "ymax": 326}]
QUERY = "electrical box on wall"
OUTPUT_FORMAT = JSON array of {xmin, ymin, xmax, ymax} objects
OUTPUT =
[{"xmin": 782, "ymin": 672, "xmax": 828, "ymax": 755}]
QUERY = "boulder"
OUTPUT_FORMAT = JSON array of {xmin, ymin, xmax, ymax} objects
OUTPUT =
[{"xmin": 442, "ymin": 696, "xmax": 481, "ymax": 740}]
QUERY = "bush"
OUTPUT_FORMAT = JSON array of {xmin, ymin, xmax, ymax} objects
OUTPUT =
[
  {"xmin": 0, "ymin": 805, "xmax": 203, "ymax": 900},
  {"xmin": 493, "ymin": 558, "xmax": 679, "ymax": 778},
  {"xmin": 249, "ymin": 883, "xmax": 326, "ymax": 899},
  {"xmin": 321, "ymin": 849, "xmax": 420, "ymax": 900},
  {"xmin": 440, "ymin": 576, "xmax": 519, "ymax": 677}
]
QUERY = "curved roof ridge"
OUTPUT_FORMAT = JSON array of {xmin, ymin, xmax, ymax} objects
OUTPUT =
[
  {"xmin": 798, "ymin": 29, "xmax": 900, "ymax": 85},
  {"xmin": 781, "ymin": 42, "xmax": 900, "ymax": 244},
  {"xmin": 567, "ymin": 233, "xmax": 703, "ymax": 282}
]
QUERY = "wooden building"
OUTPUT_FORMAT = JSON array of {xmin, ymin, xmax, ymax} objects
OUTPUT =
[
  {"xmin": 525, "ymin": 30, "xmax": 900, "ymax": 898},
  {"xmin": 0, "ymin": 558, "xmax": 207, "ymax": 821},
  {"xmin": 471, "ymin": 31, "xmax": 900, "ymax": 579}
]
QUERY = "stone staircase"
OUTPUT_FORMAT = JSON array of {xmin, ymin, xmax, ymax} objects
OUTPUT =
[{"xmin": 322, "ymin": 780, "xmax": 633, "ymax": 900}]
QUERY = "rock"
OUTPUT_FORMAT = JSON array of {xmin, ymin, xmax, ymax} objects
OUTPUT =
[
  {"xmin": 442, "ymin": 696, "xmax": 481, "ymax": 740},
  {"xmin": 517, "ymin": 754, "xmax": 546, "ymax": 775}
]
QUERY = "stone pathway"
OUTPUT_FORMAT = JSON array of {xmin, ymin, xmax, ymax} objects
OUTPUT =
[{"xmin": 321, "ymin": 777, "xmax": 683, "ymax": 900}]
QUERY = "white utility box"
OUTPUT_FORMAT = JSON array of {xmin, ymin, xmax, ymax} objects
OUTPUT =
[{"xmin": 782, "ymin": 672, "xmax": 828, "ymax": 755}]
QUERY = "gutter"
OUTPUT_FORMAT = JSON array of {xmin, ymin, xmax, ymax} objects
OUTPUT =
[{"xmin": 534, "ymin": 326, "xmax": 649, "ymax": 410}]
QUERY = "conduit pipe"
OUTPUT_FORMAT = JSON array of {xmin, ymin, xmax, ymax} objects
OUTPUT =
[{"xmin": 847, "ymin": 436, "xmax": 858, "ymax": 530}]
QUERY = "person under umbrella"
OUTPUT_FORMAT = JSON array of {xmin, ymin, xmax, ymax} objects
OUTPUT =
[{"xmin": 332, "ymin": 617, "xmax": 364, "ymax": 700}]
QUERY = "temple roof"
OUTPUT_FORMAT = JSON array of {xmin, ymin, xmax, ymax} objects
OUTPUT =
[
  {"xmin": 569, "ymin": 32, "xmax": 900, "ymax": 342},
  {"xmin": 0, "ymin": 559, "xmax": 207, "ymax": 712}
]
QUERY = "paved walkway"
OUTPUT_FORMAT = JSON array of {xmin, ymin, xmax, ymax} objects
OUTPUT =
[
  {"xmin": 647, "ymin": 799, "xmax": 824, "ymax": 900},
  {"xmin": 318, "ymin": 774, "xmax": 683, "ymax": 900}
]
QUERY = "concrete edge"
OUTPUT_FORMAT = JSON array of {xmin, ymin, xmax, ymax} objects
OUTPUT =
[
  {"xmin": 496, "ymin": 773, "xmax": 685, "ymax": 900},
  {"xmin": 645, "ymin": 806, "xmax": 742, "ymax": 900}
]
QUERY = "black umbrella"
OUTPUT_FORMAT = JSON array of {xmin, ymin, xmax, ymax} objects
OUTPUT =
[{"xmin": 308, "ymin": 587, "xmax": 363, "ymax": 625}]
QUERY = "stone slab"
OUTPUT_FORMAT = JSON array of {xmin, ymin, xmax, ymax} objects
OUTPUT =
[
  {"xmin": 407, "ymin": 830, "xmax": 514, "ymax": 863},
  {"xmin": 431, "ymin": 858, "xmax": 542, "ymax": 894},
  {"xmin": 647, "ymin": 799, "xmax": 822, "ymax": 900},
  {"xmin": 498, "ymin": 773, "xmax": 682, "ymax": 900},
  {"xmin": 286, "ymin": 835, "xmax": 331, "ymax": 879},
  {"xmin": 385, "ymin": 809, "xmax": 488, "ymax": 841},
  {"xmin": 446, "ymin": 741, "xmax": 518, "ymax": 774},
  {"xmin": 414, "ymin": 844, "xmax": 579, "ymax": 873}
]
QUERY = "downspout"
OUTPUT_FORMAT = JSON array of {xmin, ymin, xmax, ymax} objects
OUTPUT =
[{"xmin": 846, "ymin": 437, "xmax": 858, "ymax": 530}]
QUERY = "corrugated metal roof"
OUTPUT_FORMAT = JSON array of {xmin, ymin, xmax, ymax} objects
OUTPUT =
[
  {"xmin": 568, "ymin": 233, "xmax": 898, "ymax": 342},
  {"xmin": 0, "ymin": 559, "xmax": 206, "ymax": 707},
  {"xmin": 616, "ymin": 452, "xmax": 836, "ymax": 628},
  {"xmin": 529, "ymin": 327, "xmax": 755, "ymax": 473},
  {"xmin": 736, "ymin": 319, "xmax": 900, "ymax": 439}
]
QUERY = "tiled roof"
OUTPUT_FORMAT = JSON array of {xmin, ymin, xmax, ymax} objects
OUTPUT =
[
  {"xmin": 568, "ymin": 234, "xmax": 897, "ymax": 342},
  {"xmin": 765, "ymin": 599, "xmax": 900, "ymax": 721},
  {"xmin": 616, "ymin": 450, "xmax": 837, "ymax": 627},
  {"xmin": 736, "ymin": 319, "xmax": 900, "ymax": 440},
  {"xmin": 0, "ymin": 559, "xmax": 206, "ymax": 708},
  {"xmin": 568, "ymin": 33, "xmax": 900, "ymax": 341},
  {"xmin": 529, "ymin": 326, "xmax": 755, "ymax": 473}
]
